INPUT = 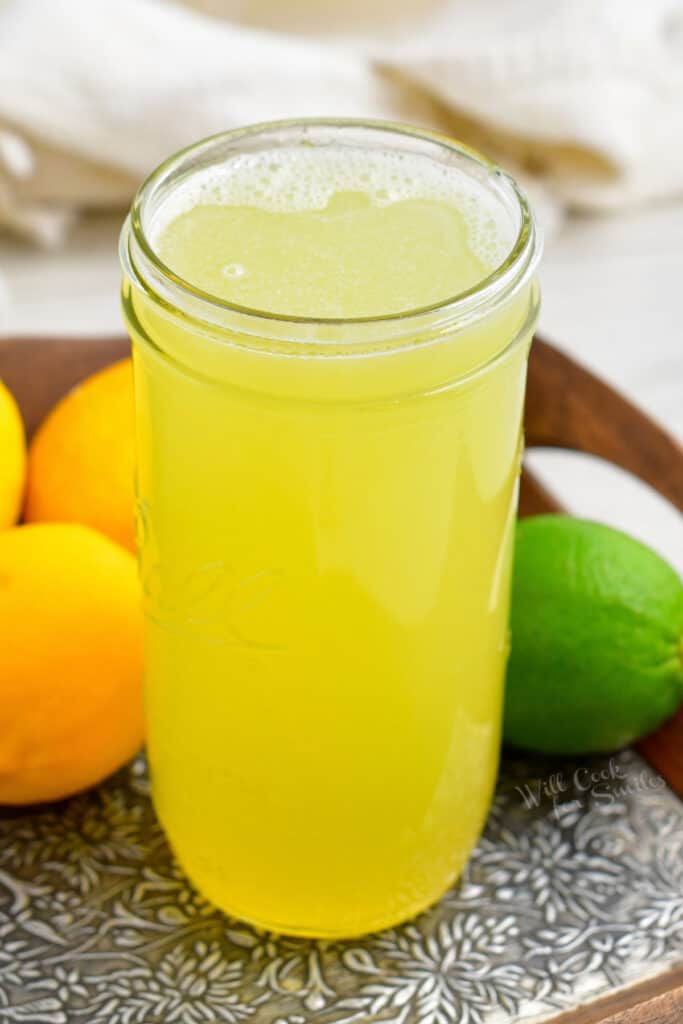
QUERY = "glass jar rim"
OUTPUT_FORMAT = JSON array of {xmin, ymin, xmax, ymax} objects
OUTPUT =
[{"xmin": 120, "ymin": 118, "xmax": 541, "ymax": 348}]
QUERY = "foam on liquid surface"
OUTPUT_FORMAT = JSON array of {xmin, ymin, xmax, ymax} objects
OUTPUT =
[{"xmin": 153, "ymin": 147, "xmax": 514, "ymax": 319}]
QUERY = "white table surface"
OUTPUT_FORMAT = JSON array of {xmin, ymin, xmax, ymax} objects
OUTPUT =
[{"xmin": 1, "ymin": 203, "xmax": 681, "ymax": 570}]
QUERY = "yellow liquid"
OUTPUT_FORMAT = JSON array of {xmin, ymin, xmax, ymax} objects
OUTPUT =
[{"xmin": 125, "ymin": 145, "xmax": 536, "ymax": 937}]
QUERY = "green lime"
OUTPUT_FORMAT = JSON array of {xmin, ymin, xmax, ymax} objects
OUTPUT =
[{"xmin": 504, "ymin": 515, "xmax": 683, "ymax": 754}]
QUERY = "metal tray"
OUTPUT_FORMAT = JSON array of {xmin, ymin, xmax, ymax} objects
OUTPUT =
[{"xmin": 1, "ymin": 748, "xmax": 682, "ymax": 1024}]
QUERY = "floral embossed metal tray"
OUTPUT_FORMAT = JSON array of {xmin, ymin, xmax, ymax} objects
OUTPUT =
[
  {"xmin": 1, "ymin": 335, "xmax": 682, "ymax": 1024},
  {"xmin": 0, "ymin": 750, "xmax": 682, "ymax": 1024}
]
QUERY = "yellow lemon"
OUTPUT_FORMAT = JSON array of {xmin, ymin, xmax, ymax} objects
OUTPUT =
[{"xmin": 0, "ymin": 378, "xmax": 26, "ymax": 529}]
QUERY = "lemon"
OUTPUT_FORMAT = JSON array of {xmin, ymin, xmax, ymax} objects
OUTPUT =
[
  {"xmin": 0, "ymin": 378, "xmax": 26, "ymax": 529},
  {"xmin": 504, "ymin": 516, "xmax": 683, "ymax": 754}
]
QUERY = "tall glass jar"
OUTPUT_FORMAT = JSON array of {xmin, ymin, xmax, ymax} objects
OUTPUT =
[{"xmin": 120, "ymin": 120, "xmax": 540, "ymax": 938}]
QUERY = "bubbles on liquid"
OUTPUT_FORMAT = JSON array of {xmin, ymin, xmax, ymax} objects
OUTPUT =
[
  {"xmin": 151, "ymin": 146, "xmax": 516, "ymax": 271},
  {"xmin": 222, "ymin": 263, "xmax": 246, "ymax": 279}
]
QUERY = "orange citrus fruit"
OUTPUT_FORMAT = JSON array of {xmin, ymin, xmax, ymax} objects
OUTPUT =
[
  {"xmin": 0, "ymin": 378, "xmax": 26, "ymax": 529},
  {"xmin": 24, "ymin": 359, "xmax": 135, "ymax": 551},
  {"xmin": 0, "ymin": 523, "xmax": 143, "ymax": 804}
]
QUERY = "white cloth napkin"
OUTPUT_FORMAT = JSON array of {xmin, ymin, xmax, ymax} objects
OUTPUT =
[{"xmin": 1, "ymin": 0, "xmax": 682, "ymax": 246}]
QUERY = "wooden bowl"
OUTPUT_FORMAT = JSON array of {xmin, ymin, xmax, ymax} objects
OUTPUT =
[{"xmin": 0, "ymin": 332, "xmax": 682, "ymax": 1022}]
